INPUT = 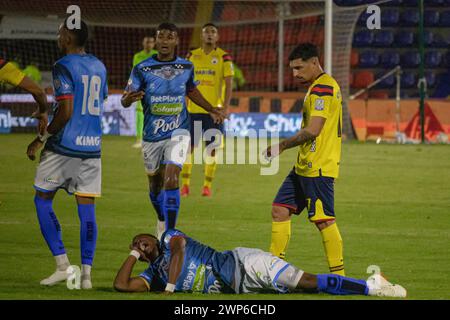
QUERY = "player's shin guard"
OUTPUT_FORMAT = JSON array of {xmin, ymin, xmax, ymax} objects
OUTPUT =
[
  {"xmin": 77, "ymin": 204, "xmax": 97, "ymax": 266},
  {"xmin": 181, "ymin": 154, "xmax": 193, "ymax": 187},
  {"xmin": 270, "ymin": 220, "xmax": 291, "ymax": 260},
  {"xmin": 317, "ymin": 274, "xmax": 369, "ymax": 295},
  {"xmin": 149, "ymin": 192, "xmax": 164, "ymax": 222},
  {"xmin": 203, "ymin": 156, "xmax": 217, "ymax": 188},
  {"xmin": 162, "ymin": 188, "xmax": 180, "ymax": 230},
  {"xmin": 34, "ymin": 195, "xmax": 66, "ymax": 256},
  {"xmin": 320, "ymin": 223, "xmax": 345, "ymax": 275}
]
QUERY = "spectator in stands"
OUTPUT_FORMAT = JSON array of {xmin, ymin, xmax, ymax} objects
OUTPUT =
[
  {"xmin": 131, "ymin": 34, "xmax": 158, "ymax": 148},
  {"xmin": 23, "ymin": 61, "xmax": 42, "ymax": 84},
  {"xmin": 233, "ymin": 63, "xmax": 246, "ymax": 90}
]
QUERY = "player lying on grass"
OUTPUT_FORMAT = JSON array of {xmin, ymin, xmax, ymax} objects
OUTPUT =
[{"xmin": 113, "ymin": 229, "xmax": 406, "ymax": 297}]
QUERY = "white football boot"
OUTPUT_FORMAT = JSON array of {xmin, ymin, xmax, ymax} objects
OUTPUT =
[
  {"xmin": 367, "ymin": 274, "xmax": 407, "ymax": 298},
  {"xmin": 40, "ymin": 269, "xmax": 70, "ymax": 286}
]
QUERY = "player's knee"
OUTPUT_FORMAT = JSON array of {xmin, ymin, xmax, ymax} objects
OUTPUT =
[
  {"xmin": 271, "ymin": 205, "xmax": 290, "ymax": 222},
  {"xmin": 164, "ymin": 174, "xmax": 179, "ymax": 189},
  {"xmin": 298, "ymin": 272, "xmax": 317, "ymax": 290},
  {"xmin": 315, "ymin": 219, "xmax": 335, "ymax": 231},
  {"xmin": 35, "ymin": 190, "xmax": 55, "ymax": 200}
]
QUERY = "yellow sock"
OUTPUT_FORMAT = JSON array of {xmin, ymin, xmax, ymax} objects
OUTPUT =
[
  {"xmin": 181, "ymin": 154, "xmax": 193, "ymax": 187},
  {"xmin": 203, "ymin": 156, "xmax": 216, "ymax": 188},
  {"xmin": 320, "ymin": 223, "xmax": 345, "ymax": 276},
  {"xmin": 269, "ymin": 220, "xmax": 291, "ymax": 260}
]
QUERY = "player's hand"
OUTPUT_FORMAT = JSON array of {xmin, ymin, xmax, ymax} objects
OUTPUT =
[
  {"xmin": 262, "ymin": 143, "xmax": 283, "ymax": 162},
  {"xmin": 26, "ymin": 137, "xmax": 43, "ymax": 161},
  {"xmin": 210, "ymin": 108, "xmax": 227, "ymax": 124},
  {"xmin": 129, "ymin": 244, "xmax": 149, "ymax": 262},
  {"xmin": 121, "ymin": 91, "xmax": 145, "ymax": 108},
  {"xmin": 31, "ymin": 110, "xmax": 48, "ymax": 136}
]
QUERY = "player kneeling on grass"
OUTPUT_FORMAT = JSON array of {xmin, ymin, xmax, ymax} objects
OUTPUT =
[{"xmin": 113, "ymin": 230, "xmax": 406, "ymax": 297}]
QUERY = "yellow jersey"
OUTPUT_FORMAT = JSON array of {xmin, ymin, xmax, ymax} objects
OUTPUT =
[
  {"xmin": 295, "ymin": 73, "xmax": 343, "ymax": 178},
  {"xmin": 0, "ymin": 59, "xmax": 25, "ymax": 86},
  {"xmin": 187, "ymin": 47, "xmax": 234, "ymax": 114}
]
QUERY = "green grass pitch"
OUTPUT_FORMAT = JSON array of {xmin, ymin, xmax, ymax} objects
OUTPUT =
[{"xmin": 1, "ymin": 134, "xmax": 449, "ymax": 300}]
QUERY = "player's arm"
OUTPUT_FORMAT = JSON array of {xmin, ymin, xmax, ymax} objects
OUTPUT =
[
  {"xmin": 17, "ymin": 76, "xmax": 49, "ymax": 134},
  {"xmin": 121, "ymin": 66, "xmax": 145, "ymax": 108},
  {"xmin": 113, "ymin": 248, "xmax": 150, "ymax": 293},
  {"xmin": 164, "ymin": 236, "xmax": 186, "ymax": 295},
  {"xmin": 223, "ymin": 76, "xmax": 233, "ymax": 112},
  {"xmin": 222, "ymin": 53, "xmax": 234, "ymax": 113},
  {"xmin": 187, "ymin": 88, "xmax": 226, "ymax": 124}
]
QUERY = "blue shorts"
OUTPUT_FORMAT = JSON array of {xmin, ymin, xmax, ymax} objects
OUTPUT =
[
  {"xmin": 273, "ymin": 168, "xmax": 335, "ymax": 222},
  {"xmin": 189, "ymin": 113, "xmax": 224, "ymax": 148}
]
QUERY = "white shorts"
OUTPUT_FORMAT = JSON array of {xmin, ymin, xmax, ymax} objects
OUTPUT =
[
  {"xmin": 34, "ymin": 150, "xmax": 101, "ymax": 197},
  {"xmin": 142, "ymin": 134, "xmax": 190, "ymax": 175},
  {"xmin": 232, "ymin": 247, "xmax": 304, "ymax": 294}
]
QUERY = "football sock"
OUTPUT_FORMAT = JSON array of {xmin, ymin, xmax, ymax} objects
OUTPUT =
[
  {"xmin": 203, "ymin": 156, "xmax": 217, "ymax": 188},
  {"xmin": 55, "ymin": 254, "xmax": 70, "ymax": 271},
  {"xmin": 163, "ymin": 188, "xmax": 180, "ymax": 230},
  {"xmin": 77, "ymin": 203, "xmax": 97, "ymax": 266},
  {"xmin": 320, "ymin": 223, "xmax": 345, "ymax": 275},
  {"xmin": 149, "ymin": 191, "xmax": 165, "ymax": 222},
  {"xmin": 81, "ymin": 264, "xmax": 91, "ymax": 278},
  {"xmin": 269, "ymin": 220, "xmax": 291, "ymax": 260},
  {"xmin": 136, "ymin": 108, "xmax": 143, "ymax": 141},
  {"xmin": 317, "ymin": 274, "xmax": 368, "ymax": 295},
  {"xmin": 34, "ymin": 195, "xmax": 66, "ymax": 257},
  {"xmin": 181, "ymin": 154, "xmax": 193, "ymax": 187}
]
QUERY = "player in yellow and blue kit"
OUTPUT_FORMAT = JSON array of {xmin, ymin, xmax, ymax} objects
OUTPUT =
[
  {"xmin": 26, "ymin": 19, "xmax": 108, "ymax": 289},
  {"xmin": 264, "ymin": 43, "xmax": 345, "ymax": 276},
  {"xmin": 121, "ymin": 23, "xmax": 226, "ymax": 240},
  {"xmin": 112, "ymin": 230, "xmax": 406, "ymax": 297},
  {"xmin": 181, "ymin": 23, "xmax": 234, "ymax": 197}
]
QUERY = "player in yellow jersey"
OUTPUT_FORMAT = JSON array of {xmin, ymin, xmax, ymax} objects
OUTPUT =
[
  {"xmin": 180, "ymin": 23, "xmax": 234, "ymax": 197},
  {"xmin": 264, "ymin": 43, "xmax": 345, "ymax": 276},
  {"xmin": 0, "ymin": 58, "xmax": 48, "ymax": 135}
]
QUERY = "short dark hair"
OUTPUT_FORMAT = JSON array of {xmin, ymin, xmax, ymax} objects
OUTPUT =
[
  {"xmin": 288, "ymin": 43, "xmax": 319, "ymax": 62},
  {"xmin": 63, "ymin": 18, "xmax": 89, "ymax": 47},
  {"xmin": 202, "ymin": 22, "xmax": 218, "ymax": 30},
  {"xmin": 133, "ymin": 233, "xmax": 160, "ymax": 248},
  {"xmin": 157, "ymin": 22, "xmax": 178, "ymax": 34}
]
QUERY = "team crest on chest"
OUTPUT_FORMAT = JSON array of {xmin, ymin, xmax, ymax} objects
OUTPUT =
[{"xmin": 211, "ymin": 57, "xmax": 218, "ymax": 65}]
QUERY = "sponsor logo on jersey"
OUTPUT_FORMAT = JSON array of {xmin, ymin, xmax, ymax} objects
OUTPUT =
[
  {"xmin": 75, "ymin": 135, "xmax": 101, "ymax": 146},
  {"xmin": 211, "ymin": 57, "xmax": 218, "ymax": 65},
  {"xmin": 153, "ymin": 115, "xmax": 181, "ymax": 134},
  {"xmin": 149, "ymin": 65, "xmax": 185, "ymax": 80},
  {"xmin": 195, "ymin": 69, "xmax": 216, "ymax": 76},
  {"xmin": 315, "ymin": 98, "xmax": 325, "ymax": 111},
  {"xmin": 150, "ymin": 96, "xmax": 184, "ymax": 115}
]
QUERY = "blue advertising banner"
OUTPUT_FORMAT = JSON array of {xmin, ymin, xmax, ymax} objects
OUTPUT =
[{"xmin": 0, "ymin": 109, "xmax": 12, "ymax": 133}]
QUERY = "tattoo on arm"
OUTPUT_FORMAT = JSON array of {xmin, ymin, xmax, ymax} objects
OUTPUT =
[{"xmin": 281, "ymin": 129, "xmax": 316, "ymax": 150}]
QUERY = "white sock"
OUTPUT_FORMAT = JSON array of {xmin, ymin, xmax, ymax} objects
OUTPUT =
[
  {"xmin": 81, "ymin": 264, "xmax": 91, "ymax": 276},
  {"xmin": 55, "ymin": 254, "xmax": 70, "ymax": 271}
]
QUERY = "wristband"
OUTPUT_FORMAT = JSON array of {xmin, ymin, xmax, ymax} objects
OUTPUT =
[
  {"xmin": 38, "ymin": 131, "xmax": 52, "ymax": 143},
  {"xmin": 165, "ymin": 283, "xmax": 175, "ymax": 292},
  {"xmin": 129, "ymin": 250, "xmax": 141, "ymax": 260}
]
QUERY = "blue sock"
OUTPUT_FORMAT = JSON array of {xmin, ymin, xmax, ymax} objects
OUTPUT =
[
  {"xmin": 162, "ymin": 188, "xmax": 180, "ymax": 230},
  {"xmin": 149, "ymin": 191, "xmax": 164, "ymax": 222},
  {"xmin": 77, "ymin": 203, "xmax": 97, "ymax": 266},
  {"xmin": 317, "ymin": 274, "xmax": 369, "ymax": 295},
  {"xmin": 34, "ymin": 195, "xmax": 65, "ymax": 256}
]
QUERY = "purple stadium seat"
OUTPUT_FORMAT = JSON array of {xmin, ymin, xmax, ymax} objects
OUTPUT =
[
  {"xmin": 384, "ymin": 0, "xmax": 403, "ymax": 6},
  {"xmin": 353, "ymin": 30, "xmax": 374, "ymax": 47},
  {"xmin": 403, "ymin": 0, "xmax": 418, "ymax": 5},
  {"xmin": 380, "ymin": 52, "xmax": 400, "ymax": 68},
  {"xmin": 425, "ymin": 71, "xmax": 436, "ymax": 88},
  {"xmin": 425, "ymin": 51, "xmax": 442, "ymax": 68},
  {"xmin": 401, "ymin": 72, "xmax": 416, "ymax": 89},
  {"xmin": 381, "ymin": 9, "xmax": 400, "ymax": 27},
  {"xmin": 359, "ymin": 51, "xmax": 379, "ymax": 68},
  {"xmin": 445, "ymin": 52, "xmax": 450, "ymax": 67},
  {"xmin": 401, "ymin": 52, "xmax": 420, "ymax": 67},
  {"xmin": 424, "ymin": 30, "xmax": 434, "ymax": 46},
  {"xmin": 395, "ymin": 31, "xmax": 415, "ymax": 47},
  {"xmin": 377, "ymin": 74, "xmax": 395, "ymax": 89},
  {"xmin": 425, "ymin": 0, "xmax": 445, "ymax": 5},
  {"xmin": 401, "ymin": 10, "xmax": 419, "ymax": 26},
  {"xmin": 432, "ymin": 33, "xmax": 449, "ymax": 47},
  {"xmin": 358, "ymin": 11, "xmax": 372, "ymax": 26},
  {"xmin": 425, "ymin": 10, "xmax": 440, "ymax": 27},
  {"xmin": 373, "ymin": 30, "xmax": 394, "ymax": 47},
  {"xmin": 439, "ymin": 11, "xmax": 450, "ymax": 27}
]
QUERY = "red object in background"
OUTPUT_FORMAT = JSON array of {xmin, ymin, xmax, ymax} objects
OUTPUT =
[{"xmin": 404, "ymin": 102, "xmax": 445, "ymax": 141}]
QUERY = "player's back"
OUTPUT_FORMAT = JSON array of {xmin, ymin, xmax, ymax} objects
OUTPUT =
[{"xmin": 46, "ymin": 54, "xmax": 108, "ymax": 158}]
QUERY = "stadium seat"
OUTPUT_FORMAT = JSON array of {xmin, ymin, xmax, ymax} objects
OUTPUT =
[
  {"xmin": 445, "ymin": 52, "xmax": 450, "ymax": 67},
  {"xmin": 425, "ymin": 51, "xmax": 442, "ymax": 68},
  {"xmin": 395, "ymin": 31, "xmax": 415, "ymax": 47},
  {"xmin": 359, "ymin": 51, "xmax": 379, "ymax": 68},
  {"xmin": 431, "ymin": 33, "xmax": 449, "ymax": 47},
  {"xmin": 373, "ymin": 31, "xmax": 394, "ymax": 47},
  {"xmin": 219, "ymin": 27, "xmax": 237, "ymax": 43},
  {"xmin": 353, "ymin": 30, "xmax": 374, "ymax": 47},
  {"xmin": 401, "ymin": 72, "xmax": 417, "ymax": 88},
  {"xmin": 253, "ymin": 26, "xmax": 277, "ymax": 44},
  {"xmin": 235, "ymin": 48, "xmax": 257, "ymax": 66},
  {"xmin": 357, "ymin": 10, "xmax": 372, "ymax": 26},
  {"xmin": 237, "ymin": 26, "xmax": 254, "ymax": 43},
  {"xmin": 424, "ymin": 30, "xmax": 434, "ymax": 46},
  {"xmin": 400, "ymin": 10, "xmax": 419, "ymax": 26},
  {"xmin": 401, "ymin": 52, "xmax": 420, "ymax": 67},
  {"xmin": 424, "ymin": 10, "xmax": 440, "ymax": 27},
  {"xmin": 350, "ymin": 50, "xmax": 359, "ymax": 67},
  {"xmin": 425, "ymin": 71, "xmax": 436, "ymax": 88},
  {"xmin": 403, "ymin": 0, "xmax": 418, "ymax": 5},
  {"xmin": 257, "ymin": 48, "xmax": 277, "ymax": 65},
  {"xmin": 221, "ymin": 6, "xmax": 239, "ymax": 21},
  {"xmin": 439, "ymin": 11, "xmax": 450, "ymax": 27},
  {"xmin": 380, "ymin": 52, "xmax": 400, "ymax": 68},
  {"xmin": 383, "ymin": 0, "xmax": 402, "ymax": 6},
  {"xmin": 353, "ymin": 71, "xmax": 375, "ymax": 88},
  {"xmin": 377, "ymin": 74, "xmax": 395, "ymax": 88},
  {"xmin": 381, "ymin": 9, "xmax": 400, "ymax": 27},
  {"xmin": 425, "ymin": 0, "xmax": 445, "ymax": 5},
  {"xmin": 369, "ymin": 90, "xmax": 390, "ymax": 99}
]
